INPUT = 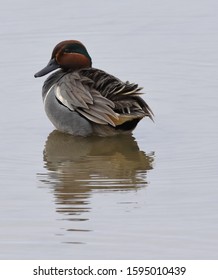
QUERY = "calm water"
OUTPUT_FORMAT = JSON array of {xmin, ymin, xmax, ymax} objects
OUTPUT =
[{"xmin": 0, "ymin": 0, "xmax": 218, "ymax": 259}]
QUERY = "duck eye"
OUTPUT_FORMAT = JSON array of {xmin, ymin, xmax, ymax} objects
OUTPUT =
[
  {"xmin": 63, "ymin": 47, "xmax": 72, "ymax": 53},
  {"xmin": 62, "ymin": 43, "xmax": 91, "ymax": 63}
]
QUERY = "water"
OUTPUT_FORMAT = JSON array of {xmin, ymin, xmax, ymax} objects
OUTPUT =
[{"xmin": 0, "ymin": 0, "xmax": 218, "ymax": 259}]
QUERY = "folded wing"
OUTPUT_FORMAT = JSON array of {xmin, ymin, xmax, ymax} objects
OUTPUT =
[{"xmin": 54, "ymin": 69, "xmax": 153, "ymax": 128}]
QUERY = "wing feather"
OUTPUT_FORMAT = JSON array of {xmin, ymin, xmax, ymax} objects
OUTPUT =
[
  {"xmin": 54, "ymin": 68, "xmax": 153, "ymax": 127},
  {"xmin": 55, "ymin": 72, "xmax": 119, "ymax": 126}
]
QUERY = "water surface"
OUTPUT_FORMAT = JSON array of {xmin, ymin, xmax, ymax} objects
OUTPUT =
[{"xmin": 0, "ymin": 0, "xmax": 218, "ymax": 259}]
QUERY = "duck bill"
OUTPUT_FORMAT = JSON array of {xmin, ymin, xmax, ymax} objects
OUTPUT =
[{"xmin": 34, "ymin": 58, "xmax": 59, "ymax": 77}]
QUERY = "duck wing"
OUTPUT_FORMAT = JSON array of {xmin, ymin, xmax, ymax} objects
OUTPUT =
[
  {"xmin": 80, "ymin": 68, "xmax": 154, "ymax": 124},
  {"xmin": 54, "ymin": 68, "xmax": 153, "ymax": 127}
]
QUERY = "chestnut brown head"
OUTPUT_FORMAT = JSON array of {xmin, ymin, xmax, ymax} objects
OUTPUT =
[{"xmin": 34, "ymin": 40, "xmax": 92, "ymax": 77}]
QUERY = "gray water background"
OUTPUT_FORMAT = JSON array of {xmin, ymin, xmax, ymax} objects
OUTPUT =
[{"xmin": 0, "ymin": 0, "xmax": 218, "ymax": 259}]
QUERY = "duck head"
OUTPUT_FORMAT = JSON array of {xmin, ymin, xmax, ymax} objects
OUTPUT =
[{"xmin": 34, "ymin": 40, "xmax": 92, "ymax": 77}]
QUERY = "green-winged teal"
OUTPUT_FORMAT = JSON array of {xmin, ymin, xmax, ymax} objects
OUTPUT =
[{"xmin": 35, "ymin": 40, "xmax": 153, "ymax": 136}]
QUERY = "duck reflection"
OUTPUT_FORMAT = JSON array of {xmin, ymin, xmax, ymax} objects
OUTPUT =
[{"xmin": 41, "ymin": 130, "xmax": 154, "ymax": 218}]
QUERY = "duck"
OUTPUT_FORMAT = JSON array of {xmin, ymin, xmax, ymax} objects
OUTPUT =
[{"xmin": 34, "ymin": 40, "xmax": 153, "ymax": 136}]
